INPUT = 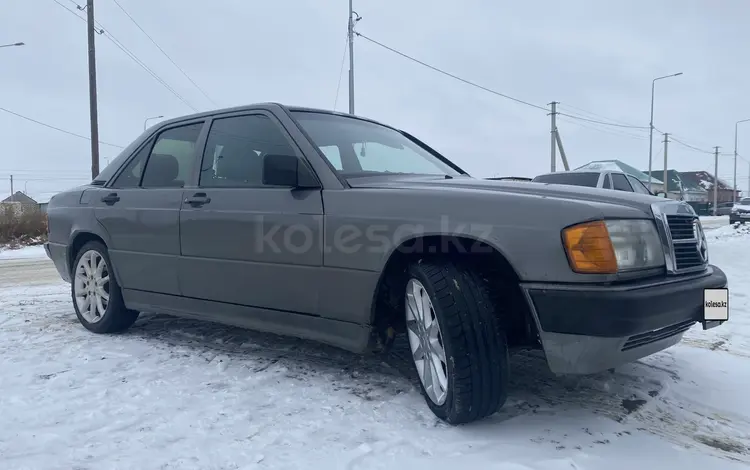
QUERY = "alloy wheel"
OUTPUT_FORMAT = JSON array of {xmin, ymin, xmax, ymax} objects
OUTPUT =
[{"xmin": 405, "ymin": 278, "xmax": 449, "ymax": 405}]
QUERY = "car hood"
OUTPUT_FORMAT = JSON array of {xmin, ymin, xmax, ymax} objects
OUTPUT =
[
  {"xmin": 733, "ymin": 203, "xmax": 750, "ymax": 211},
  {"xmin": 348, "ymin": 176, "xmax": 668, "ymax": 213}
]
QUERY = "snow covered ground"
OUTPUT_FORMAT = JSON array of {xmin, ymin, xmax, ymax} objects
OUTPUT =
[
  {"xmin": 699, "ymin": 215, "xmax": 730, "ymax": 230},
  {"xmin": 1, "ymin": 226, "xmax": 749, "ymax": 469},
  {"xmin": 0, "ymin": 244, "xmax": 47, "ymax": 260}
]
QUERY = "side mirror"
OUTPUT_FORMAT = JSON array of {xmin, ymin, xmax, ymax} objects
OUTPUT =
[
  {"xmin": 654, "ymin": 191, "xmax": 668, "ymax": 198},
  {"xmin": 262, "ymin": 154, "xmax": 319, "ymax": 188}
]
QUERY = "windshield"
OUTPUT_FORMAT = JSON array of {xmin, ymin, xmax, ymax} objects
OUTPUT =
[
  {"xmin": 739, "ymin": 198, "xmax": 750, "ymax": 205},
  {"xmin": 291, "ymin": 111, "xmax": 462, "ymax": 178}
]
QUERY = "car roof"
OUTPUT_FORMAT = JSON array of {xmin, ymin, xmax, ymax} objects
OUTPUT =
[
  {"xmin": 534, "ymin": 170, "xmax": 610, "ymax": 178},
  {"xmin": 156, "ymin": 102, "xmax": 397, "ymax": 132}
]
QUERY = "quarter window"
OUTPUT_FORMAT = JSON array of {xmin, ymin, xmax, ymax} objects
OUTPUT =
[
  {"xmin": 140, "ymin": 123, "xmax": 203, "ymax": 188},
  {"xmin": 199, "ymin": 114, "xmax": 297, "ymax": 187},
  {"xmin": 111, "ymin": 140, "xmax": 151, "ymax": 188}
]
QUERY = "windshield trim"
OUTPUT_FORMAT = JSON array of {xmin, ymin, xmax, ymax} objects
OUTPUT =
[{"xmin": 289, "ymin": 110, "xmax": 469, "ymax": 182}]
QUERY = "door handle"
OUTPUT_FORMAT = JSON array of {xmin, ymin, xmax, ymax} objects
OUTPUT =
[
  {"xmin": 184, "ymin": 193, "xmax": 211, "ymax": 206},
  {"xmin": 101, "ymin": 192, "xmax": 120, "ymax": 205}
]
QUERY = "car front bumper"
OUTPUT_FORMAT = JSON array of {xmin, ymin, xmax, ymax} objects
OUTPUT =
[{"xmin": 520, "ymin": 265, "xmax": 728, "ymax": 375}]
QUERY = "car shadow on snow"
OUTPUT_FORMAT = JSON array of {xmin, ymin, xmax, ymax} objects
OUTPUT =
[
  {"xmin": 106, "ymin": 313, "xmax": 750, "ymax": 461},
  {"xmin": 122, "ymin": 312, "xmax": 671, "ymax": 424}
]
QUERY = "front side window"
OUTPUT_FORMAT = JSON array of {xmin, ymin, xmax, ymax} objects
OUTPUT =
[
  {"xmin": 200, "ymin": 114, "xmax": 297, "ymax": 187},
  {"xmin": 292, "ymin": 111, "xmax": 461, "ymax": 178},
  {"xmin": 140, "ymin": 123, "xmax": 203, "ymax": 188},
  {"xmin": 611, "ymin": 173, "xmax": 633, "ymax": 192}
]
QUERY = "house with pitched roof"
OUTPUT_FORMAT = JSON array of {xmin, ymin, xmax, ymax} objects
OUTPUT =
[
  {"xmin": 1, "ymin": 192, "xmax": 40, "ymax": 216},
  {"xmin": 677, "ymin": 171, "xmax": 738, "ymax": 203}
]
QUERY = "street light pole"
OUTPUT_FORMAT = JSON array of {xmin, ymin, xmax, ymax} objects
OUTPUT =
[
  {"xmin": 0, "ymin": 42, "xmax": 24, "ymax": 48},
  {"xmin": 647, "ymin": 72, "xmax": 683, "ymax": 192},
  {"xmin": 143, "ymin": 115, "xmax": 164, "ymax": 131},
  {"xmin": 733, "ymin": 118, "xmax": 750, "ymax": 203}
]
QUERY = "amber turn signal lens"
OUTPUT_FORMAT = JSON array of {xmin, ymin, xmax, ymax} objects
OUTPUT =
[{"xmin": 562, "ymin": 220, "xmax": 618, "ymax": 274}]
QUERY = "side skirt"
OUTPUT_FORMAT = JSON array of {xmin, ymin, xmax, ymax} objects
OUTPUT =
[{"xmin": 122, "ymin": 288, "xmax": 372, "ymax": 354}]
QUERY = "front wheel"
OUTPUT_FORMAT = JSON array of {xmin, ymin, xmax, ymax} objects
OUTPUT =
[
  {"xmin": 405, "ymin": 259, "xmax": 509, "ymax": 424},
  {"xmin": 71, "ymin": 241, "xmax": 139, "ymax": 333}
]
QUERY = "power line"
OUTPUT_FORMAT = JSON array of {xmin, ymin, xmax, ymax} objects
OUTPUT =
[
  {"xmin": 558, "ymin": 103, "xmax": 643, "ymax": 128},
  {"xmin": 557, "ymin": 115, "xmax": 648, "ymax": 141},
  {"xmin": 51, "ymin": 0, "xmax": 198, "ymax": 112},
  {"xmin": 333, "ymin": 31, "xmax": 348, "ymax": 111},
  {"xmin": 111, "ymin": 0, "xmax": 217, "ymax": 107},
  {"xmin": 0, "ymin": 106, "xmax": 125, "ymax": 148},
  {"xmin": 669, "ymin": 135, "xmax": 713, "ymax": 155},
  {"xmin": 355, "ymin": 32, "xmax": 549, "ymax": 112},
  {"xmin": 557, "ymin": 112, "xmax": 649, "ymax": 129}
]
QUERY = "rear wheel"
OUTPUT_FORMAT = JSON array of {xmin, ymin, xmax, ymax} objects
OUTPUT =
[
  {"xmin": 405, "ymin": 259, "xmax": 509, "ymax": 424},
  {"xmin": 71, "ymin": 241, "xmax": 139, "ymax": 333}
]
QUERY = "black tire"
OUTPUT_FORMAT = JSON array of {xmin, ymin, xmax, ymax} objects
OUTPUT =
[
  {"xmin": 71, "ymin": 241, "xmax": 139, "ymax": 334},
  {"xmin": 406, "ymin": 258, "xmax": 509, "ymax": 424}
]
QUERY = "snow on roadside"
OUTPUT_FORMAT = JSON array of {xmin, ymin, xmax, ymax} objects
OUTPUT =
[
  {"xmin": 1, "ymin": 235, "xmax": 749, "ymax": 468},
  {"xmin": 0, "ymin": 244, "xmax": 47, "ymax": 260},
  {"xmin": 705, "ymin": 222, "xmax": 750, "ymax": 241}
]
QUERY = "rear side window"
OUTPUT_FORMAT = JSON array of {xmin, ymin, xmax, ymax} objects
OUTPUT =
[
  {"xmin": 532, "ymin": 172, "xmax": 600, "ymax": 187},
  {"xmin": 199, "ymin": 114, "xmax": 296, "ymax": 187},
  {"xmin": 141, "ymin": 123, "xmax": 203, "ymax": 188},
  {"xmin": 602, "ymin": 175, "xmax": 612, "ymax": 189},
  {"xmin": 611, "ymin": 173, "xmax": 634, "ymax": 192}
]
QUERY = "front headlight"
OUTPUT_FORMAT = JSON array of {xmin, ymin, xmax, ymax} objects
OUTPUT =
[
  {"xmin": 731, "ymin": 206, "xmax": 738, "ymax": 213},
  {"xmin": 562, "ymin": 219, "xmax": 664, "ymax": 274}
]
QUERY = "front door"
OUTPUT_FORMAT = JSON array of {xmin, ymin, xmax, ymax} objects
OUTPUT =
[
  {"xmin": 178, "ymin": 111, "xmax": 324, "ymax": 315},
  {"xmin": 94, "ymin": 121, "xmax": 205, "ymax": 295}
]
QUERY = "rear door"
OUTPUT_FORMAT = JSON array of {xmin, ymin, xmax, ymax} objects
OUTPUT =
[
  {"xmin": 178, "ymin": 111, "xmax": 324, "ymax": 314},
  {"xmin": 94, "ymin": 121, "xmax": 205, "ymax": 294}
]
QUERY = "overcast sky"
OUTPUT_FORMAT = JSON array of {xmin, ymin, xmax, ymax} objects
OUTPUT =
[{"xmin": 2, "ymin": 0, "xmax": 750, "ymax": 201}]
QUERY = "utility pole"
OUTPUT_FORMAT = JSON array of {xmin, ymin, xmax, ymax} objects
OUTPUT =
[
  {"xmin": 714, "ymin": 146, "xmax": 720, "ymax": 215},
  {"xmin": 9, "ymin": 175, "xmax": 13, "ymax": 202},
  {"xmin": 86, "ymin": 0, "xmax": 100, "ymax": 179},
  {"xmin": 668, "ymin": 132, "xmax": 669, "ymax": 197},
  {"xmin": 554, "ymin": 131, "xmax": 570, "ymax": 171},
  {"xmin": 347, "ymin": 0, "xmax": 355, "ymax": 115},
  {"xmin": 550, "ymin": 101, "xmax": 558, "ymax": 172},
  {"xmin": 734, "ymin": 119, "xmax": 750, "ymax": 203}
]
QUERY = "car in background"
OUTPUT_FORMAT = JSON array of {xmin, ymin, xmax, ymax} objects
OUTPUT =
[
  {"xmin": 532, "ymin": 170, "xmax": 668, "ymax": 197},
  {"xmin": 485, "ymin": 176, "xmax": 533, "ymax": 182},
  {"xmin": 730, "ymin": 197, "xmax": 750, "ymax": 224},
  {"xmin": 714, "ymin": 202, "xmax": 735, "ymax": 216}
]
